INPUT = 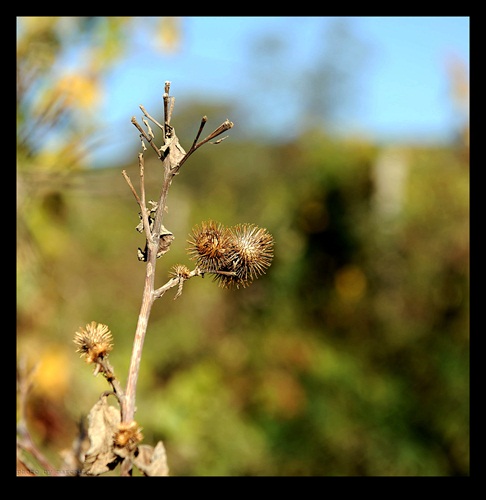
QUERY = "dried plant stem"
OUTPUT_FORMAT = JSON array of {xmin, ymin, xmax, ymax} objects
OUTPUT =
[
  {"xmin": 122, "ymin": 84, "xmax": 233, "ymax": 438},
  {"xmin": 98, "ymin": 358, "xmax": 125, "ymax": 405},
  {"xmin": 123, "ymin": 157, "xmax": 180, "ymax": 427},
  {"xmin": 120, "ymin": 128, "xmax": 175, "ymax": 477}
]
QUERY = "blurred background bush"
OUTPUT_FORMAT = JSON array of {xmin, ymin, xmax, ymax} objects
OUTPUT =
[{"xmin": 17, "ymin": 17, "xmax": 469, "ymax": 476}]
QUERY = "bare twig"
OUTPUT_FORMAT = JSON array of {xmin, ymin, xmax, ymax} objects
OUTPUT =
[
  {"xmin": 122, "ymin": 157, "xmax": 151, "ymax": 245},
  {"xmin": 174, "ymin": 119, "xmax": 234, "ymax": 174},
  {"xmin": 163, "ymin": 81, "xmax": 175, "ymax": 127},
  {"xmin": 121, "ymin": 170, "xmax": 141, "ymax": 206},
  {"xmin": 131, "ymin": 117, "xmax": 161, "ymax": 157},
  {"xmin": 196, "ymin": 119, "xmax": 234, "ymax": 150},
  {"xmin": 140, "ymin": 105, "xmax": 164, "ymax": 131},
  {"xmin": 153, "ymin": 268, "xmax": 204, "ymax": 300},
  {"xmin": 191, "ymin": 116, "xmax": 208, "ymax": 149},
  {"xmin": 142, "ymin": 118, "xmax": 155, "ymax": 139},
  {"xmin": 98, "ymin": 359, "xmax": 125, "ymax": 413},
  {"xmin": 138, "ymin": 154, "xmax": 151, "ymax": 243}
]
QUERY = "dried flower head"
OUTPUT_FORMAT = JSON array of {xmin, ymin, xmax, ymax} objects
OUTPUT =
[
  {"xmin": 73, "ymin": 321, "xmax": 113, "ymax": 364},
  {"xmin": 187, "ymin": 220, "xmax": 274, "ymax": 289},
  {"xmin": 114, "ymin": 421, "xmax": 143, "ymax": 453},
  {"xmin": 169, "ymin": 264, "xmax": 191, "ymax": 280},
  {"xmin": 216, "ymin": 224, "xmax": 274, "ymax": 289},
  {"xmin": 187, "ymin": 220, "xmax": 230, "ymax": 271},
  {"xmin": 169, "ymin": 264, "xmax": 192, "ymax": 299}
]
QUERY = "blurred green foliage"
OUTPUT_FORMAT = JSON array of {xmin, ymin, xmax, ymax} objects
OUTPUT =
[
  {"xmin": 17, "ymin": 17, "xmax": 469, "ymax": 476},
  {"xmin": 17, "ymin": 131, "xmax": 469, "ymax": 476}
]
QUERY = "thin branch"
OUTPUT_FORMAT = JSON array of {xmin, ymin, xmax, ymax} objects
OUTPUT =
[
  {"xmin": 131, "ymin": 117, "xmax": 161, "ymax": 157},
  {"xmin": 153, "ymin": 268, "xmax": 204, "ymax": 300},
  {"xmin": 196, "ymin": 119, "xmax": 234, "ymax": 150},
  {"xmin": 174, "ymin": 119, "xmax": 234, "ymax": 173},
  {"xmin": 191, "ymin": 116, "xmax": 208, "ymax": 150},
  {"xmin": 122, "ymin": 165, "xmax": 152, "ymax": 246},
  {"xmin": 152, "ymin": 276, "xmax": 179, "ymax": 300},
  {"xmin": 138, "ymin": 155, "xmax": 152, "ymax": 244},
  {"xmin": 122, "ymin": 170, "xmax": 141, "ymax": 206},
  {"xmin": 168, "ymin": 97, "xmax": 175, "ymax": 126},
  {"xmin": 163, "ymin": 82, "xmax": 171, "ymax": 126},
  {"xmin": 163, "ymin": 93, "xmax": 169, "ymax": 127},
  {"xmin": 142, "ymin": 118, "xmax": 154, "ymax": 139},
  {"xmin": 163, "ymin": 92, "xmax": 175, "ymax": 132},
  {"xmin": 98, "ymin": 359, "xmax": 125, "ymax": 414},
  {"xmin": 151, "ymin": 268, "xmax": 235, "ymax": 301},
  {"xmin": 209, "ymin": 269, "xmax": 237, "ymax": 277},
  {"xmin": 140, "ymin": 105, "xmax": 164, "ymax": 131},
  {"xmin": 139, "ymin": 154, "xmax": 146, "ymax": 210}
]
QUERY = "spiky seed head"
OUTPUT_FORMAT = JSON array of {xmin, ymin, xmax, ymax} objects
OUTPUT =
[
  {"xmin": 214, "ymin": 224, "xmax": 274, "ymax": 289},
  {"xmin": 169, "ymin": 264, "xmax": 191, "ymax": 280},
  {"xmin": 187, "ymin": 221, "xmax": 274, "ymax": 289},
  {"xmin": 187, "ymin": 220, "xmax": 230, "ymax": 271},
  {"xmin": 73, "ymin": 321, "xmax": 113, "ymax": 364}
]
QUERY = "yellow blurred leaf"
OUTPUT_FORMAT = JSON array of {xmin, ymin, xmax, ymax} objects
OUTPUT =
[
  {"xmin": 155, "ymin": 17, "xmax": 181, "ymax": 53},
  {"xmin": 19, "ymin": 16, "xmax": 60, "ymax": 36},
  {"xmin": 35, "ymin": 348, "xmax": 71, "ymax": 401},
  {"xmin": 56, "ymin": 73, "xmax": 101, "ymax": 109}
]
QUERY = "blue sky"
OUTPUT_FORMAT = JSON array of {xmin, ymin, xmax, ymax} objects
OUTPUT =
[{"xmin": 84, "ymin": 17, "xmax": 469, "ymax": 166}]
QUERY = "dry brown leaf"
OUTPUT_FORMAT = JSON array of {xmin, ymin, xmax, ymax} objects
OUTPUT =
[
  {"xmin": 133, "ymin": 442, "xmax": 169, "ymax": 476},
  {"xmin": 82, "ymin": 396, "xmax": 121, "ymax": 475}
]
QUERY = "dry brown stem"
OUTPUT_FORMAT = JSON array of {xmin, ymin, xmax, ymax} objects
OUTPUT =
[{"xmin": 121, "ymin": 83, "xmax": 233, "ymax": 471}]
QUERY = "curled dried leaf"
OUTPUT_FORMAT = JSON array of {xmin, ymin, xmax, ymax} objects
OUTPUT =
[{"xmin": 82, "ymin": 396, "xmax": 121, "ymax": 476}]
